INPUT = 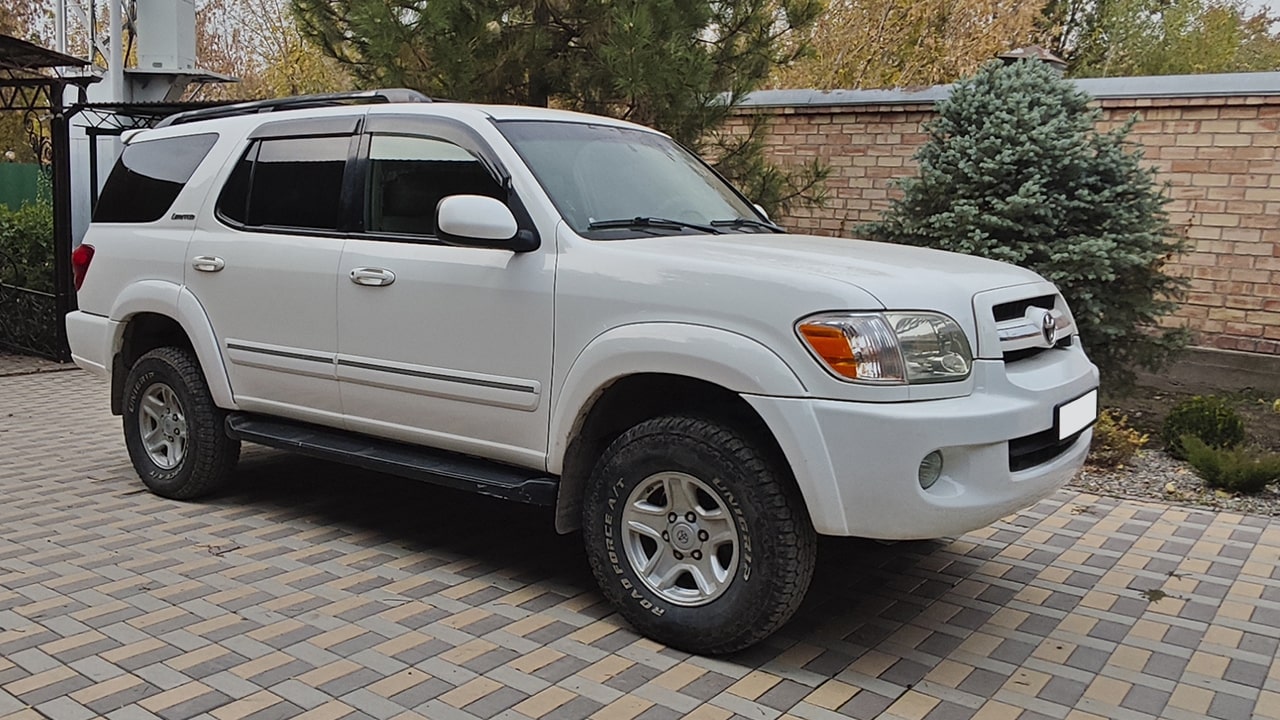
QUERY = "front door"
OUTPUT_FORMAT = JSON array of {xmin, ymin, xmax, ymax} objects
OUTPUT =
[
  {"xmin": 187, "ymin": 126, "xmax": 358, "ymax": 425},
  {"xmin": 336, "ymin": 126, "xmax": 555, "ymax": 469}
]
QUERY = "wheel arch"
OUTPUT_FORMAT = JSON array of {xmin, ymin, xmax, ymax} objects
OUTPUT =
[
  {"xmin": 549, "ymin": 324, "xmax": 808, "ymax": 533},
  {"xmin": 109, "ymin": 282, "xmax": 235, "ymax": 414}
]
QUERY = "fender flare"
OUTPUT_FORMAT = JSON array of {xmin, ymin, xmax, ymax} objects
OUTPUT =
[
  {"xmin": 548, "ymin": 323, "xmax": 808, "ymax": 474},
  {"xmin": 547, "ymin": 323, "xmax": 809, "ymax": 533},
  {"xmin": 109, "ymin": 281, "xmax": 237, "ymax": 410}
]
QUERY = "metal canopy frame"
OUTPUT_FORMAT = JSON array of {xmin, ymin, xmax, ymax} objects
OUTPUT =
[
  {"xmin": 0, "ymin": 32, "xmax": 243, "ymax": 359},
  {"xmin": 0, "ymin": 33, "xmax": 96, "ymax": 360}
]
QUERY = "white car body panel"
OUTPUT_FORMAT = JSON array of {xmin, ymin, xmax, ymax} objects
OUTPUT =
[
  {"xmin": 337, "ymin": 239, "xmax": 554, "ymax": 470},
  {"xmin": 748, "ymin": 349, "xmax": 1097, "ymax": 537},
  {"xmin": 185, "ymin": 223, "xmax": 346, "ymax": 424},
  {"xmin": 65, "ymin": 310, "xmax": 111, "ymax": 377},
  {"xmin": 547, "ymin": 321, "xmax": 808, "ymax": 475}
]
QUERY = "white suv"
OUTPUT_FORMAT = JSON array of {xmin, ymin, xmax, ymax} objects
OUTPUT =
[{"xmin": 66, "ymin": 90, "xmax": 1098, "ymax": 654}]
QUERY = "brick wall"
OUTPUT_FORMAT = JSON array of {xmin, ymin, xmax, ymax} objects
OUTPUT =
[{"xmin": 730, "ymin": 82, "xmax": 1280, "ymax": 356}]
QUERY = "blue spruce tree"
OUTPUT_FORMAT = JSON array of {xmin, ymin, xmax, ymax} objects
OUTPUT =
[{"xmin": 866, "ymin": 60, "xmax": 1188, "ymax": 388}]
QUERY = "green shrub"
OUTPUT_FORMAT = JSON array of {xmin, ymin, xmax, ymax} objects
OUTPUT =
[
  {"xmin": 1162, "ymin": 395, "xmax": 1246, "ymax": 459},
  {"xmin": 862, "ymin": 60, "xmax": 1188, "ymax": 390},
  {"xmin": 1181, "ymin": 436, "xmax": 1280, "ymax": 494},
  {"xmin": 1088, "ymin": 409, "xmax": 1148, "ymax": 468},
  {"xmin": 0, "ymin": 200, "xmax": 54, "ymax": 294}
]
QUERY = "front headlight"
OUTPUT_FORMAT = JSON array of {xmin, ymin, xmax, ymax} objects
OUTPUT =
[{"xmin": 797, "ymin": 312, "xmax": 973, "ymax": 384}]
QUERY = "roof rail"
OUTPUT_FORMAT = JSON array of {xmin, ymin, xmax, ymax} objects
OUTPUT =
[{"xmin": 153, "ymin": 88, "xmax": 432, "ymax": 128}]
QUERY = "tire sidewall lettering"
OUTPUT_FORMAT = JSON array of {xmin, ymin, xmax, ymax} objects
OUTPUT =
[
  {"xmin": 125, "ymin": 370, "xmax": 158, "ymax": 416},
  {"xmin": 711, "ymin": 475, "xmax": 753, "ymax": 582}
]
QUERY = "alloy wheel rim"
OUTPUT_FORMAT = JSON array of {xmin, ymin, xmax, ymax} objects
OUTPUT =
[
  {"xmin": 138, "ymin": 382, "xmax": 187, "ymax": 470},
  {"xmin": 620, "ymin": 471, "xmax": 740, "ymax": 606}
]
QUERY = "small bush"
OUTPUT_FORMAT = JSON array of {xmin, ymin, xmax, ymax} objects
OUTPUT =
[
  {"xmin": 1181, "ymin": 435, "xmax": 1280, "ymax": 494},
  {"xmin": 0, "ymin": 200, "xmax": 54, "ymax": 294},
  {"xmin": 1088, "ymin": 409, "xmax": 1148, "ymax": 468},
  {"xmin": 1161, "ymin": 396, "xmax": 1245, "ymax": 459}
]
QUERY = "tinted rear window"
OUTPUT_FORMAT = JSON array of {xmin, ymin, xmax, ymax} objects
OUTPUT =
[
  {"xmin": 223, "ymin": 136, "xmax": 349, "ymax": 231},
  {"xmin": 94, "ymin": 133, "xmax": 218, "ymax": 223}
]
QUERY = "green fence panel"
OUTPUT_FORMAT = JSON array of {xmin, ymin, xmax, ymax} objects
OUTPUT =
[{"xmin": 0, "ymin": 164, "xmax": 42, "ymax": 210}]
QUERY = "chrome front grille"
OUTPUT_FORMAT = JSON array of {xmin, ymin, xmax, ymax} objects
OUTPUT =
[{"xmin": 992, "ymin": 294, "xmax": 1076, "ymax": 363}]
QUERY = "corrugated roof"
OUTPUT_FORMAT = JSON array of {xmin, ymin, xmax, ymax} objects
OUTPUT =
[{"xmin": 0, "ymin": 34, "xmax": 88, "ymax": 72}]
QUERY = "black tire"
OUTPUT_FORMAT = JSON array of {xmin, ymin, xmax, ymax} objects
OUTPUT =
[
  {"xmin": 582, "ymin": 415, "xmax": 817, "ymax": 654},
  {"xmin": 122, "ymin": 346, "xmax": 239, "ymax": 499}
]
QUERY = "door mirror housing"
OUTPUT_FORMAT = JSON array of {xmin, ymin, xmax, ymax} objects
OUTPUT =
[
  {"xmin": 753, "ymin": 203, "xmax": 771, "ymax": 222},
  {"xmin": 436, "ymin": 195, "xmax": 537, "ymax": 251}
]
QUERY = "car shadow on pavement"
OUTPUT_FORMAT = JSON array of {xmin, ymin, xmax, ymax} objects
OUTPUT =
[
  {"xmin": 57, "ymin": 439, "xmax": 1233, "ymax": 720},
  {"xmin": 219, "ymin": 448, "xmax": 592, "ymax": 588},
  {"xmin": 214, "ymin": 449, "xmax": 1010, "ymax": 691}
]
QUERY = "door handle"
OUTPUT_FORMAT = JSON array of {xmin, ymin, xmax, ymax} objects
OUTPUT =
[
  {"xmin": 349, "ymin": 267, "xmax": 396, "ymax": 287},
  {"xmin": 191, "ymin": 256, "xmax": 225, "ymax": 272}
]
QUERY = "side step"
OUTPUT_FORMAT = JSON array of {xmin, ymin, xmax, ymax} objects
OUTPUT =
[{"xmin": 225, "ymin": 413, "xmax": 559, "ymax": 506}]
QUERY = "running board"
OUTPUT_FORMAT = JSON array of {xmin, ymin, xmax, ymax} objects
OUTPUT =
[{"xmin": 225, "ymin": 413, "xmax": 559, "ymax": 506}]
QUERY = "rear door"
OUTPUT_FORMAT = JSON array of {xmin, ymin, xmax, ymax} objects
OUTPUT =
[{"xmin": 186, "ymin": 116, "xmax": 360, "ymax": 426}]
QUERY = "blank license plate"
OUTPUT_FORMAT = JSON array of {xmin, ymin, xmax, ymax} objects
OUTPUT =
[{"xmin": 1057, "ymin": 389, "xmax": 1098, "ymax": 441}]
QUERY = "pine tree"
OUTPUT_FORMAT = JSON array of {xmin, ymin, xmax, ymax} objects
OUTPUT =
[
  {"xmin": 291, "ymin": 0, "xmax": 826, "ymax": 216},
  {"xmin": 864, "ymin": 60, "xmax": 1188, "ymax": 389}
]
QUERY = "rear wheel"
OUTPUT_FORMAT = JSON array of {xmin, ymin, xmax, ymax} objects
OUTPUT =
[
  {"xmin": 122, "ymin": 347, "xmax": 239, "ymax": 499},
  {"xmin": 582, "ymin": 415, "xmax": 817, "ymax": 654}
]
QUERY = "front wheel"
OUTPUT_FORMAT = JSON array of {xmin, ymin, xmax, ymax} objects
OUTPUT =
[
  {"xmin": 582, "ymin": 416, "xmax": 817, "ymax": 654},
  {"xmin": 122, "ymin": 346, "xmax": 239, "ymax": 499}
]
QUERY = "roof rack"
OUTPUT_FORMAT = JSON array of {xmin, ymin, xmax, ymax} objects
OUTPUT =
[{"xmin": 153, "ymin": 88, "xmax": 432, "ymax": 128}]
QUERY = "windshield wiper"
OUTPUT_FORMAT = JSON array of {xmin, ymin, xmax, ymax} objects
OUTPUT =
[
  {"xmin": 710, "ymin": 217, "xmax": 785, "ymax": 233},
  {"xmin": 587, "ymin": 217, "xmax": 723, "ymax": 234}
]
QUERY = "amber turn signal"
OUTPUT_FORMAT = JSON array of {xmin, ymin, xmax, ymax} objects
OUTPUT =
[{"xmin": 797, "ymin": 323, "xmax": 862, "ymax": 379}]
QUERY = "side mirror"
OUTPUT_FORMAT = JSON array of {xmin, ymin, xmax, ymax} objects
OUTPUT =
[
  {"xmin": 753, "ymin": 203, "xmax": 771, "ymax": 221},
  {"xmin": 437, "ymin": 195, "xmax": 537, "ymax": 251}
]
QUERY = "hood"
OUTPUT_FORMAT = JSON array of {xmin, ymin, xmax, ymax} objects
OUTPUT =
[{"xmin": 619, "ymin": 233, "xmax": 1046, "ymax": 310}]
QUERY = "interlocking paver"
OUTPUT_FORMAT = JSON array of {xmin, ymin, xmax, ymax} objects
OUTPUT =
[{"xmin": 3, "ymin": 367, "xmax": 1280, "ymax": 718}]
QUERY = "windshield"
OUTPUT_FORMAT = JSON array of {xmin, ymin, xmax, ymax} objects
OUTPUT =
[{"xmin": 496, "ymin": 120, "xmax": 768, "ymax": 237}]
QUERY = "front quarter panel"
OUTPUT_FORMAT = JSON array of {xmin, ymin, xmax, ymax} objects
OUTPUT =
[{"xmin": 546, "ymin": 322, "xmax": 808, "ymax": 474}]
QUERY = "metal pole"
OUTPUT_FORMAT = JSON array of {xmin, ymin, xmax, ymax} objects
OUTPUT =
[
  {"xmin": 87, "ymin": 130, "xmax": 100, "ymax": 210},
  {"xmin": 55, "ymin": 0, "xmax": 68, "ymax": 55},
  {"xmin": 109, "ymin": 0, "xmax": 124, "ymax": 102},
  {"xmin": 51, "ymin": 86, "xmax": 76, "ymax": 361}
]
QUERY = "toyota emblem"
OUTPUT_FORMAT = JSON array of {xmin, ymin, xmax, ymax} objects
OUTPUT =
[{"xmin": 1041, "ymin": 311, "xmax": 1058, "ymax": 347}]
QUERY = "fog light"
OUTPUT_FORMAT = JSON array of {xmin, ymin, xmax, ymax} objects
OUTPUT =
[{"xmin": 918, "ymin": 451, "xmax": 943, "ymax": 490}]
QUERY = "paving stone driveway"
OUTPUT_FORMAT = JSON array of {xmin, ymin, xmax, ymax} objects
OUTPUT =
[{"xmin": 2, "ymin": 362, "xmax": 1280, "ymax": 720}]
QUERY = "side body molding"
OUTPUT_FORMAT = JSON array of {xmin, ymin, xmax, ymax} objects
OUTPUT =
[
  {"xmin": 108, "ymin": 281, "xmax": 237, "ymax": 410},
  {"xmin": 547, "ymin": 323, "xmax": 808, "ymax": 474}
]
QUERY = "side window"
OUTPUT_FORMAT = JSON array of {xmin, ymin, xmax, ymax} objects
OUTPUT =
[
  {"xmin": 247, "ymin": 136, "xmax": 349, "ymax": 230},
  {"xmin": 366, "ymin": 134, "xmax": 505, "ymax": 237},
  {"xmin": 215, "ymin": 135, "xmax": 350, "ymax": 231},
  {"xmin": 94, "ymin": 133, "xmax": 218, "ymax": 223},
  {"xmin": 215, "ymin": 143, "xmax": 255, "ymax": 225}
]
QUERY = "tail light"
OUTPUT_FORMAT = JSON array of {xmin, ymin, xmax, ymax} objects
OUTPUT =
[{"xmin": 72, "ymin": 244, "xmax": 95, "ymax": 291}]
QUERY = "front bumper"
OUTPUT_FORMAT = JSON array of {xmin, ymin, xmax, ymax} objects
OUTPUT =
[{"xmin": 745, "ymin": 346, "xmax": 1098, "ymax": 539}]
